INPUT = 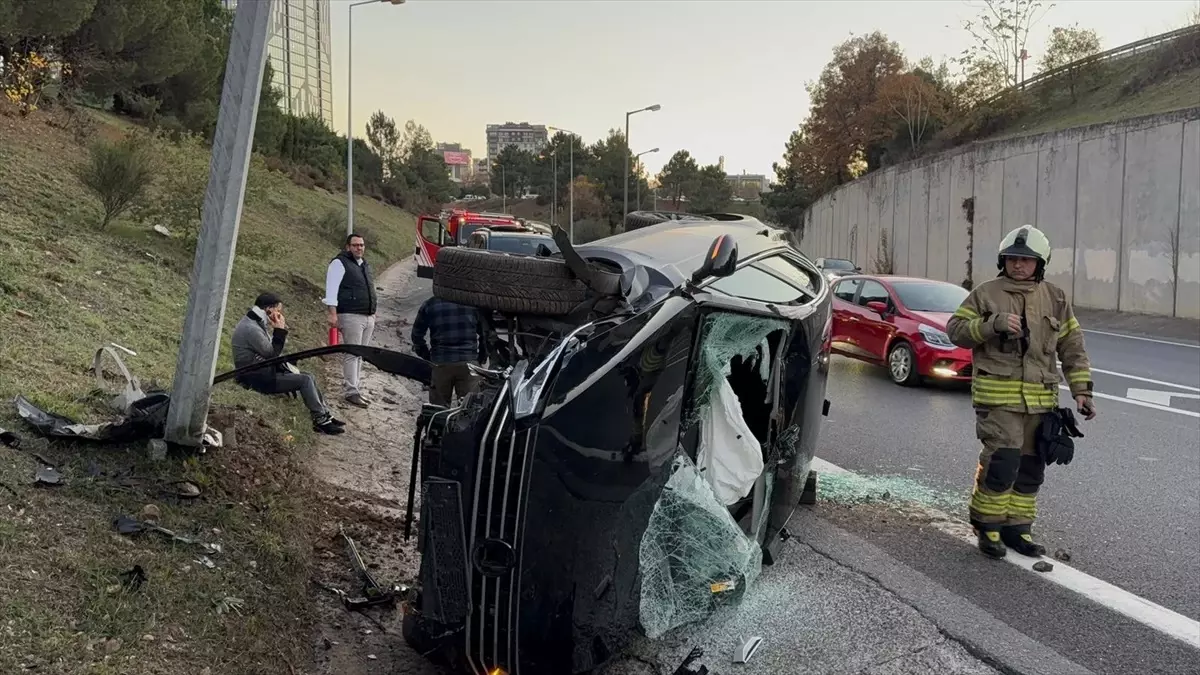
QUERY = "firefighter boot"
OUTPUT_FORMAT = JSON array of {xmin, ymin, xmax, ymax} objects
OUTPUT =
[
  {"xmin": 1001, "ymin": 524, "xmax": 1046, "ymax": 558},
  {"xmin": 975, "ymin": 525, "xmax": 1007, "ymax": 559}
]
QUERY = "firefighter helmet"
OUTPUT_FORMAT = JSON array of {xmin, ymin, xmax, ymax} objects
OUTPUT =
[{"xmin": 997, "ymin": 225, "xmax": 1051, "ymax": 269}]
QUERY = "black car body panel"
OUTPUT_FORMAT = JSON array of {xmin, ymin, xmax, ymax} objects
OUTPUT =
[{"xmin": 405, "ymin": 216, "xmax": 832, "ymax": 675}]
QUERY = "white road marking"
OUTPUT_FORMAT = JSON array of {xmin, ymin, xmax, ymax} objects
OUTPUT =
[
  {"xmin": 1126, "ymin": 388, "xmax": 1200, "ymax": 407},
  {"xmin": 808, "ymin": 456, "xmax": 1200, "ymax": 650},
  {"xmin": 1059, "ymin": 385, "xmax": 1200, "ymax": 419},
  {"xmin": 1083, "ymin": 329, "xmax": 1200, "ymax": 349},
  {"xmin": 1090, "ymin": 367, "xmax": 1200, "ymax": 392}
]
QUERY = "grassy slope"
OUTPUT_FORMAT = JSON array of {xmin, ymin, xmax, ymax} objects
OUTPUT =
[
  {"xmin": 985, "ymin": 47, "xmax": 1200, "ymax": 141},
  {"xmin": 0, "ymin": 108, "xmax": 415, "ymax": 674}
]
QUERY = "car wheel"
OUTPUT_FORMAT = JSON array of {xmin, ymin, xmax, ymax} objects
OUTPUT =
[
  {"xmin": 432, "ymin": 247, "xmax": 588, "ymax": 316},
  {"xmin": 887, "ymin": 341, "xmax": 920, "ymax": 386}
]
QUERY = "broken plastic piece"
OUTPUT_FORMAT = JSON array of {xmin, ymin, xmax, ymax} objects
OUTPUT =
[
  {"xmin": 91, "ymin": 345, "xmax": 146, "ymax": 414},
  {"xmin": 113, "ymin": 514, "xmax": 222, "ymax": 555},
  {"xmin": 0, "ymin": 427, "xmax": 19, "ymax": 448},
  {"xmin": 34, "ymin": 465, "xmax": 62, "ymax": 486},
  {"xmin": 672, "ymin": 647, "xmax": 709, "ymax": 675},
  {"xmin": 638, "ymin": 453, "xmax": 763, "ymax": 639},
  {"xmin": 735, "ymin": 636, "xmax": 763, "ymax": 664}
]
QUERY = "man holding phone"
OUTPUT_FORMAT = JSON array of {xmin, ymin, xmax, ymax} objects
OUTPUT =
[
  {"xmin": 946, "ymin": 225, "xmax": 1096, "ymax": 560},
  {"xmin": 231, "ymin": 293, "xmax": 345, "ymax": 435}
]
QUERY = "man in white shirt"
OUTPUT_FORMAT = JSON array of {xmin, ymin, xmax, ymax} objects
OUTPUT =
[{"xmin": 324, "ymin": 233, "xmax": 377, "ymax": 408}]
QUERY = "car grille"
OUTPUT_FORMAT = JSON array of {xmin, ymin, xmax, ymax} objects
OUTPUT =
[{"xmin": 465, "ymin": 384, "xmax": 535, "ymax": 675}]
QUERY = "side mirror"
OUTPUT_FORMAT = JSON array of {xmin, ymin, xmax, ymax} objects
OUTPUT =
[
  {"xmin": 691, "ymin": 235, "xmax": 739, "ymax": 284},
  {"xmin": 866, "ymin": 300, "xmax": 889, "ymax": 315},
  {"xmin": 854, "ymin": 266, "xmax": 863, "ymax": 273}
]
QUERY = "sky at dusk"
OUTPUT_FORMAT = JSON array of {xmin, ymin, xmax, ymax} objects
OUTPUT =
[{"xmin": 329, "ymin": 0, "xmax": 1198, "ymax": 179}]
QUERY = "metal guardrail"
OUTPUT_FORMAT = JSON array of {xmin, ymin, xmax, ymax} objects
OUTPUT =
[{"xmin": 978, "ymin": 24, "xmax": 1200, "ymax": 107}]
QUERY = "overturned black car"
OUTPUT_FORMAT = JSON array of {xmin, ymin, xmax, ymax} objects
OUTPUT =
[{"xmin": 403, "ymin": 213, "xmax": 834, "ymax": 675}]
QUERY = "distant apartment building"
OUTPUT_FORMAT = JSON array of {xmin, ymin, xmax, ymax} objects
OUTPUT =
[
  {"xmin": 727, "ymin": 172, "xmax": 771, "ymax": 198},
  {"xmin": 474, "ymin": 158, "xmax": 490, "ymax": 182},
  {"xmin": 221, "ymin": 0, "xmax": 334, "ymax": 126},
  {"xmin": 437, "ymin": 142, "xmax": 472, "ymax": 183},
  {"xmin": 486, "ymin": 122, "xmax": 548, "ymax": 160}
]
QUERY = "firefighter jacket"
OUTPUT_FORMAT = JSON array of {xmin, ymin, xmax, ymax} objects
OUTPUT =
[{"xmin": 947, "ymin": 276, "xmax": 1093, "ymax": 413}]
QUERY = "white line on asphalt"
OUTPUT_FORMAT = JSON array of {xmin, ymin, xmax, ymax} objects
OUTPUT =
[
  {"xmin": 1089, "ymin": 367, "xmax": 1200, "ymax": 392},
  {"xmin": 1083, "ymin": 329, "xmax": 1200, "ymax": 349},
  {"xmin": 808, "ymin": 456, "xmax": 1200, "ymax": 650},
  {"xmin": 1058, "ymin": 385, "xmax": 1200, "ymax": 419}
]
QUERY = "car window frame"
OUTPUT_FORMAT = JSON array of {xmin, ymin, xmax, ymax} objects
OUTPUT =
[
  {"xmin": 833, "ymin": 278, "xmax": 863, "ymax": 303},
  {"xmin": 701, "ymin": 250, "xmax": 821, "ymax": 307},
  {"xmin": 855, "ymin": 279, "xmax": 892, "ymax": 309}
]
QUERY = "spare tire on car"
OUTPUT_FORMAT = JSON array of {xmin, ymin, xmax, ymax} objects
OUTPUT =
[
  {"xmin": 432, "ymin": 247, "xmax": 589, "ymax": 316},
  {"xmin": 623, "ymin": 210, "xmax": 716, "ymax": 232}
]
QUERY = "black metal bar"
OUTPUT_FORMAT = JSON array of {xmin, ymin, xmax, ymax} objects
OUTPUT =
[{"xmin": 404, "ymin": 419, "xmax": 423, "ymax": 541}]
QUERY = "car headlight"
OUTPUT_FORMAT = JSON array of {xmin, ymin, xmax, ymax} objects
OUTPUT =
[{"xmin": 918, "ymin": 324, "xmax": 956, "ymax": 350}]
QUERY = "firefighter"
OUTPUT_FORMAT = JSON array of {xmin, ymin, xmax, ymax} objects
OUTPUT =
[{"xmin": 946, "ymin": 225, "xmax": 1097, "ymax": 559}]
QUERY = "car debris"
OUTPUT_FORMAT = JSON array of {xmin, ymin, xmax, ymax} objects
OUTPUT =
[
  {"xmin": 113, "ymin": 514, "xmax": 222, "ymax": 556},
  {"xmin": 0, "ymin": 427, "xmax": 20, "ymax": 448},
  {"xmin": 315, "ymin": 526, "xmax": 407, "ymax": 614},
  {"xmin": 119, "ymin": 565, "xmax": 148, "ymax": 591},
  {"xmin": 673, "ymin": 647, "xmax": 709, "ymax": 675},
  {"xmin": 33, "ymin": 464, "xmax": 62, "ymax": 487},
  {"xmin": 1033, "ymin": 561, "xmax": 1055, "ymax": 573},
  {"xmin": 734, "ymin": 636, "xmax": 763, "ymax": 664}
]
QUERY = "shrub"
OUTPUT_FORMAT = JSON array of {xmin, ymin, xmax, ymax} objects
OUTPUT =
[{"xmin": 74, "ymin": 134, "xmax": 156, "ymax": 229}]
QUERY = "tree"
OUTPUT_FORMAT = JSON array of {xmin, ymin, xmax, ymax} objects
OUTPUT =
[
  {"xmin": 75, "ymin": 134, "xmax": 156, "ymax": 229},
  {"xmin": 252, "ymin": 61, "xmax": 286, "ymax": 155},
  {"xmin": 398, "ymin": 119, "xmax": 434, "ymax": 164},
  {"xmin": 764, "ymin": 129, "xmax": 818, "ymax": 231},
  {"xmin": 1040, "ymin": 24, "xmax": 1102, "ymax": 102},
  {"xmin": 365, "ymin": 110, "xmax": 400, "ymax": 176},
  {"xmin": 958, "ymin": 0, "xmax": 1055, "ymax": 90},
  {"xmin": 490, "ymin": 145, "xmax": 533, "ymax": 199},
  {"xmin": 689, "ymin": 164, "xmax": 733, "ymax": 213},
  {"xmin": 953, "ymin": 56, "xmax": 1011, "ymax": 108},
  {"xmin": 800, "ymin": 31, "xmax": 906, "ymax": 189},
  {"xmin": 875, "ymin": 72, "xmax": 947, "ymax": 160},
  {"xmin": 656, "ymin": 150, "xmax": 700, "ymax": 208}
]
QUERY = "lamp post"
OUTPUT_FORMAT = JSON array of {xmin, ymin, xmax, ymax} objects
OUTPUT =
[
  {"xmin": 346, "ymin": 0, "xmax": 405, "ymax": 236},
  {"xmin": 633, "ymin": 147, "xmax": 659, "ymax": 211},
  {"xmin": 623, "ymin": 103, "xmax": 660, "ymax": 219},
  {"xmin": 547, "ymin": 126, "xmax": 578, "ymax": 242}
]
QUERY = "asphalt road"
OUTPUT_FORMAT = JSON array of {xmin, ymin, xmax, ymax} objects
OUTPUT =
[{"xmin": 818, "ymin": 325, "xmax": 1200, "ymax": 674}]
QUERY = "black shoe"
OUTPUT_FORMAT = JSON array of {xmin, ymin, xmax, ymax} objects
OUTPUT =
[
  {"xmin": 1001, "ymin": 525, "xmax": 1046, "ymax": 558},
  {"xmin": 328, "ymin": 417, "xmax": 346, "ymax": 428},
  {"xmin": 314, "ymin": 419, "xmax": 346, "ymax": 435},
  {"xmin": 976, "ymin": 528, "xmax": 1007, "ymax": 559}
]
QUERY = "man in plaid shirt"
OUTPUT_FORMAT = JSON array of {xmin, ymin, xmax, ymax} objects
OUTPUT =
[{"xmin": 410, "ymin": 296, "xmax": 487, "ymax": 406}]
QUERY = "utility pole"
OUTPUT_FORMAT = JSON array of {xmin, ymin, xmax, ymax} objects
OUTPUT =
[
  {"xmin": 622, "ymin": 103, "xmax": 661, "ymax": 219},
  {"xmin": 164, "ymin": 0, "xmax": 275, "ymax": 448}
]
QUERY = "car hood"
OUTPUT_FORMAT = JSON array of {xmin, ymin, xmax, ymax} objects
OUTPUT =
[{"xmin": 911, "ymin": 311, "xmax": 952, "ymax": 330}]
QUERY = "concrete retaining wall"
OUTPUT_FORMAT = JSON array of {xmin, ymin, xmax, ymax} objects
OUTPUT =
[{"xmin": 800, "ymin": 108, "xmax": 1200, "ymax": 319}]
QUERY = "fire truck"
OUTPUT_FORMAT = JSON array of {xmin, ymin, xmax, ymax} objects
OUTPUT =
[{"xmin": 413, "ymin": 209, "xmax": 531, "ymax": 278}]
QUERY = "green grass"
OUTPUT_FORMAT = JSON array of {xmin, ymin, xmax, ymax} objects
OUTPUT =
[
  {"xmin": 985, "ymin": 43, "xmax": 1200, "ymax": 141},
  {"xmin": 0, "ymin": 105, "xmax": 416, "ymax": 674}
]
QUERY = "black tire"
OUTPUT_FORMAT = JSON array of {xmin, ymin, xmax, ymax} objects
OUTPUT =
[
  {"xmin": 886, "ymin": 341, "xmax": 921, "ymax": 387},
  {"xmin": 623, "ymin": 211, "xmax": 669, "ymax": 232},
  {"xmin": 432, "ymin": 247, "xmax": 588, "ymax": 316}
]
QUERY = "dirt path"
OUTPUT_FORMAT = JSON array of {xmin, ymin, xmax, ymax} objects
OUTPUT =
[{"xmin": 302, "ymin": 261, "xmax": 442, "ymax": 675}]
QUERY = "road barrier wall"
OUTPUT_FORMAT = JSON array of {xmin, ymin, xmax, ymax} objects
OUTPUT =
[{"xmin": 800, "ymin": 108, "xmax": 1200, "ymax": 319}]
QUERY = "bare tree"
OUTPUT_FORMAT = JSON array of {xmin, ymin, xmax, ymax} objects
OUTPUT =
[
  {"xmin": 960, "ymin": 0, "xmax": 1056, "ymax": 88},
  {"xmin": 877, "ymin": 73, "xmax": 947, "ymax": 158}
]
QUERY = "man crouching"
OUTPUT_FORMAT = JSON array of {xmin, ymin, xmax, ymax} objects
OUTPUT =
[{"xmin": 231, "ymin": 293, "xmax": 346, "ymax": 435}]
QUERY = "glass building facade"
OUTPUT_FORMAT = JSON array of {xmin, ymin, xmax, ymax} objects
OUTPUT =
[{"xmin": 222, "ymin": 0, "xmax": 334, "ymax": 126}]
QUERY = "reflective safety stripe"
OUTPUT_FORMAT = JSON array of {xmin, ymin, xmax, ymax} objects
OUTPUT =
[
  {"xmin": 1058, "ymin": 317, "xmax": 1081, "ymax": 339},
  {"xmin": 1009, "ymin": 493, "xmax": 1038, "ymax": 520},
  {"xmin": 968, "ymin": 318, "xmax": 985, "ymax": 343},
  {"xmin": 970, "ymin": 488, "xmax": 1011, "ymax": 516},
  {"xmin": 1066, "ymin": 368, "xmax": 1091, "ymax": 384},
  {"xmin": 954, "ymin": 306, "xmax": 980, "ymax": 320},
  {"xmin": 972, "ymin": 376, "xmax": 1059, "ymax": 408}
]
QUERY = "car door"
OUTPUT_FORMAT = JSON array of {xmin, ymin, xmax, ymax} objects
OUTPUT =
[
  {"xmin": 829, "ymin": 278, "xmax": 863, "ymax": 354},
  {"xmin": 854, "ymin": 279, "xmax": 896, "ymax": 360}
]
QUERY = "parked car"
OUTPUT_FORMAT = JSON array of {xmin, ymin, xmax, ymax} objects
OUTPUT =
[
  {"xmin": 465, "ymin": 228, "xmax": 559, "ymax": 256},
  {"xmin": 829, "ymin": 274, "xmax": 972, "ymax": 386},
  {"xmin": 403, "ymin": 214, "xmax": 833, "ymax": 674},
  {"xmin": 815, "ymin": 257, "xmax": 860, "ymax": 280}
]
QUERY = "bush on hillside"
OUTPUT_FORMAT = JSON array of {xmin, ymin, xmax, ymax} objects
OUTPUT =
[{"xmin": 74, "ymin": 134, "xmax": 156, "ymax": 229}]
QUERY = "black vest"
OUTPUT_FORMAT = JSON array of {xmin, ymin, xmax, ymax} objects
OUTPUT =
[{"xmin": 334, "ymin": 251, "xmax": 376, "ymax": 315}]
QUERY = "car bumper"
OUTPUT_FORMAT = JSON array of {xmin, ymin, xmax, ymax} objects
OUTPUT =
[{"xmin": 913, "ymin": 343, "xmax": 973, "ymax": 380}]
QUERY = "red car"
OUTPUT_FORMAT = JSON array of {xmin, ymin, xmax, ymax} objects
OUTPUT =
[{"xmin": 829, "ymin": 274, "xmax": 973, "ymax": 386}]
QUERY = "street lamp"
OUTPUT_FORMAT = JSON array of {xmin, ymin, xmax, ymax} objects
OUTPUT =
[
  {"xmin": 623, "ymin": 103, "xmax": 660, "ymax": 219},
  {"xmin": 346, "ymin": 0, "xmax": 405, "ymax": 236},
  {"xmin": 547, "ymin": 126, "xmax": 578, "ymax": 243},
  {"xmin": 634, "ymin": 147, "xmax": 659, "ymax": 211}
]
